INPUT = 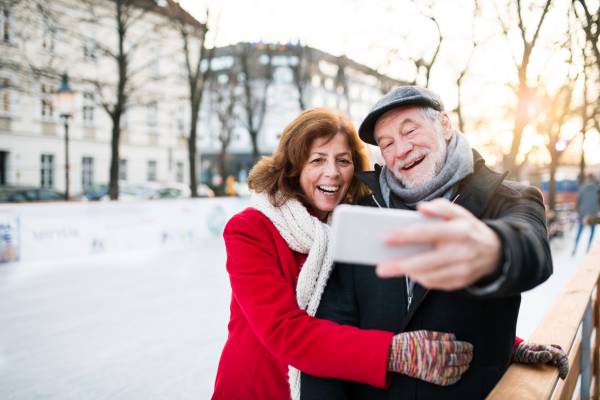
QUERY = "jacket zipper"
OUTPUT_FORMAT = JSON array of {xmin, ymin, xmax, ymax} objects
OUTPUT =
[{"xmin": 370, "ymin": 192, "xmax": 462, "ymax": 312}]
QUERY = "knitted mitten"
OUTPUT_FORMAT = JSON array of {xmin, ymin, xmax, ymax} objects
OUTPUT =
[
  {"xmin": 387, "ymin": 330, "xmax": 474, "ymax": 386},
  {"xmin": 512, "ymin": 342, "xmax": 569, "ymax": 379}
]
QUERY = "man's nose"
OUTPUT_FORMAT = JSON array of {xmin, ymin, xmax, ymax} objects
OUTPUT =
[{"xmin": 394, "ymin": 140, "xmax": 413, "ymax": 159}]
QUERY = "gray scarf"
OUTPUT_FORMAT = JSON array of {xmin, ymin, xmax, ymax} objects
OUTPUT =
[{"xmin": 379, "ymin": 130, "xmax": 473, "ymax": 207}]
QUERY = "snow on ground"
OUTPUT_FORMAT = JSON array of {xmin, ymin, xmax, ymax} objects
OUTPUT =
[{"xmin": 0, "ymin": 222, "xmax": 597, "ymax": 399}]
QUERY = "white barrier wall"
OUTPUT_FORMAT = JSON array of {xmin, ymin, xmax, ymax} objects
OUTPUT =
[{"xmin": 0, "ymin": 198, "xmax": 250, "ymax": 264}]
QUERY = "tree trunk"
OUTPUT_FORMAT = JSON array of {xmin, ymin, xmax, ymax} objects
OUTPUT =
[
  {"xmin": 188, "ymin": 95, "xmax": 199, "ymax": 198},
  {"xmin": 108, "ymin": 113, "xmax": 121, "ymax": 199},
  {"xmin": 548, "ymin": 156, "xmax": 558, "ymax": 212},
  {"xmin": 218, "ymin": 145, "xmax": 227, "ymax": 188},
  {"xmin": 108, "ymin": 0, "xmax": 127, "ymax": 200},
  {"xmin": 579, "ymin": 132, "xmax": 586, "ymax": 184},
  {"xmin": 250, "ymin": 129, "xmax": 259, "ymax": 164}
]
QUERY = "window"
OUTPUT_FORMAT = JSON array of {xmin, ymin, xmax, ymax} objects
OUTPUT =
[
  {"xmin": 0, "ymin": 78, "xmax": 9, "ymax": 114},
  {"xmin": 147, "ymin": 160, "xmax": 157, "ymax": 181},
  {"xmin": 40, "ymin": 84, "xmax": 54, "ymax": 119},
  {"xmin": 81, "ymin": 156, "xmax": 94, "ymax": 190},
  {"xmin": 1, "ymin": 7, "xmax": 12, "ymax": 43},
  {"xmin": 176, "ymin": 105, "xmax": 186, "ymax": 133},
  {"xmin": 42, "ymin": 17, "xmax": 56, "ymax": 52},
  {"xmin": 119, "ymin": 159, "xmax": 127, "ymax": 181},
  {"xmin": 274, "ymin": 67, "xmax": 292, "ymax": 84},
  {"xmin": 82, "ymin": 91, "xmax": 94, "ymax": 125},
  {"xmin": 150, "ymin": 48, "xmax": 160, "ymax": 79},
  {"xmin": 40, "ymin": 154, "xmax": 54, "ymax": 188},
  {"xmin": 176, "ymin": 161, "xmax": 184, "ymax": 183},
  {"xmin": 147, "ymin": 101, "xmax": 158, "ymax": 127}
]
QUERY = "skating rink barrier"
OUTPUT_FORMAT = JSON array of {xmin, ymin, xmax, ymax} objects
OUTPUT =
[
  {"xmin": 488, "ymin": 240, "xmax": 600, "ymax": 399},
  {"xmin": 0, "ymin": 198, "xmax": 250, "ymax": 265}
]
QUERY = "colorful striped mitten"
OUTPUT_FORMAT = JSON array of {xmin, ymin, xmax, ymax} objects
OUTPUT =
[
  {"xmin": 512, "ymin": 342, "xmax": 569, "ymax": 379},
  {"xmin": 387, "ymin": 330, "xmax": 474, "ymax": 386}
]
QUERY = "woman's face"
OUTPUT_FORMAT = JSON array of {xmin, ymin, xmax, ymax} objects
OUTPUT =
[{"xmin": 299, "ymin": 132, "xmax": 355, "ymax": 220}]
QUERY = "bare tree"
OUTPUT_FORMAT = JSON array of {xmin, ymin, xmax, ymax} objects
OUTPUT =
[
  {"xmin": 289, "ymin": 43, "xmax": 311, "ymax": 111},
  {"xmin": 495, "ymin": 0, "xmax": 552, "ymax": 177},
  {"xmin": 209, "ymin": 72, "xmax": 239, "ymax": 188},
  {"xmin": 334, "ymin": 55, "xmax": 352, "ymax": 115},
  {"xmin": 66, "ymin": 0, "xmax": 168, "ymax": 199},
  {"xmin": 170, "ymin": 4, "xmax": 213, "ymax": 198},
  {"xmin": 535, "ymin": 80, "xmax": 578, "ymax": 211},
  {"xmin": 0, "ymin": 0, "xmax": 63, "ymax": 100},
  {"xmin": 238, "ymin": 43, "xmax": 274, "ymax": 163},
  {"xmin": 573, "ymin": 0, "xmax": 600, "ymax": 183},
  {"xmin": 573, "ymin": 0, "xmax": 600, "ymax": 74},
  {"xmin": 378, "ymin": 2, "xmax": 444, "ymax": 87}
]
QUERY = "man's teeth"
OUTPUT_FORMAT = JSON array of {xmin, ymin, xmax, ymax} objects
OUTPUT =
[
  {"xmin": 318, "ymin": 185, "xmax": 339, "ymax": 194},
  {"xmin": 403, "ymin": 157, "xmax": 423, "ymax": 170}
]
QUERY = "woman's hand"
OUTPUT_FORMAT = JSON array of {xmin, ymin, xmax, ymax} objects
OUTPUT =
[
  {"xmin": 513, "ymin": 342, "xmax": 569, "ymax": 380},
  {"xmin": 387, "ymin": 330, "xmax": 473, "ymax": 386}
]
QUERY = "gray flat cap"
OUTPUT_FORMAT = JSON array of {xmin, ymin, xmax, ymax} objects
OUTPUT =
[{"xmin": 358, "ymin": 85, "xmax": 444, "ymax": 145}]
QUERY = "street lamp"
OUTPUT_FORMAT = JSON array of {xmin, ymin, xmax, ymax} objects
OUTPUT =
[{"xmin": 54, "ymin": 73, "xmax": 74, "ymax": 201}]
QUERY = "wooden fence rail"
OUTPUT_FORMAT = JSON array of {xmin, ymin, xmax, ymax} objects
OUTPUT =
[{"xmin": 488, "ymin": 242, "xmax": 600, "ymax": 399}]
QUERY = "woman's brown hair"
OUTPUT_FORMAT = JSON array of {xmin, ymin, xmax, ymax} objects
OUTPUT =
[{"xmin": 248, "ymin": 107, "xmax": 371, "ymax": 208}]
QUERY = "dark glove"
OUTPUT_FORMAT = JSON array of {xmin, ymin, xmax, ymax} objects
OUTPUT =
[
  {"xmin": 387, "ymin": 330, "xmax": 473, "ymax": 386},
  {"xmin": 512, "ymin": 342, "xmax": 569, "ymax": 379}
]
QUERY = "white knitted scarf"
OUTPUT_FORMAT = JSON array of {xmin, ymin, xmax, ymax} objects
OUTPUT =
[{"xmin": 250, "ymin": 191, "xmax": 334, "ymax": 400}]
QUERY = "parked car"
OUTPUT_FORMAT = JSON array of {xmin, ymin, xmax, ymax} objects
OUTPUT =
[
  {"xmin": 76, "ymin": 181, "xmax": 214, "ymax": 201},
  {"xmin": 0, "ymin": 185, "xmax": 65, "ymax": 203},
  {"xmin": 76, "ymin": 184, "xmax": 109, "ymax": 201}
]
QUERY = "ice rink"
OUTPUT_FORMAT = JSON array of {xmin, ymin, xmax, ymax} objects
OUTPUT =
[{"xmin": 0, "ymin": 220, "xmax": 596, "ymax": 399}]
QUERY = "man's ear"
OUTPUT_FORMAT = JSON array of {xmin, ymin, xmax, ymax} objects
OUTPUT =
[{"xmin": 440, "ymin": 112, "xmax": 452, "ymax": 140}]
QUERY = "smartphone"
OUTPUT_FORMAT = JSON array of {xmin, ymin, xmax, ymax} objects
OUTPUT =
[{"xmin": 330, "ymin": 204, "xmax": 436, "ymax": 265}]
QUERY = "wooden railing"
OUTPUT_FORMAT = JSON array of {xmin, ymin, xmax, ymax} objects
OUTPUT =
[{"xmin": 488, "ymin": 242, "xmax": 600, "ymax": 399}]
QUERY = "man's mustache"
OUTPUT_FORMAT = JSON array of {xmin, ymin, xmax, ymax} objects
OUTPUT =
[{"xmin": 393, "ymin": 149, "xmax": 428, "ymax": 171}]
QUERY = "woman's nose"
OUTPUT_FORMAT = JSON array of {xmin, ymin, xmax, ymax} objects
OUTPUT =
[{"xmin": 323, "ymin": 160, "xmax": 340, "ymax": 176}]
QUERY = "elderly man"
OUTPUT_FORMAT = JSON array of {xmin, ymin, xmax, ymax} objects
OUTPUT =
[{"xmin": 301, "ymin": 86, "xmax": 554, "ymax": 399}]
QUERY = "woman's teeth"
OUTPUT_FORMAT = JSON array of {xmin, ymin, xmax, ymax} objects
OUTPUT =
[{"xmin": 318, "ymin": 185, "xmax": 339, "ymax": 194}]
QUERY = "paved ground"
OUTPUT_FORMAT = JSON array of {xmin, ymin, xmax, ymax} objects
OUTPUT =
[{"xmin": 0, "ymin": 224, "xmax": 596, "ymax": 399}]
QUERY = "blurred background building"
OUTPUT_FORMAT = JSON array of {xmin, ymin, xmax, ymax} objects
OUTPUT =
[{"xmin": 0, "ymin": 0, "xmax": 402, "ymax": 199}]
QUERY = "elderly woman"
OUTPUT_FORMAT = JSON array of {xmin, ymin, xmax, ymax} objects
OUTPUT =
[{"xmin": 212, "ymin": 108, "xmax": 567, "ymax": 400}]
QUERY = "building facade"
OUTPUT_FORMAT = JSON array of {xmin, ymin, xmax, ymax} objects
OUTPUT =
[{"xmin": 0, "ymin": 0, "xmax": 403, "ymax": 196}]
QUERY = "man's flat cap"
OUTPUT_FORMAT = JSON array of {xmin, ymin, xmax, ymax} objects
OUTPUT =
[{"xmin": 358, "ymin": 85, "xmax": 444, "ymax": 145}]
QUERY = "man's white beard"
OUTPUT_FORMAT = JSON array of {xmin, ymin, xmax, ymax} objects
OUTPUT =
[{"xmin": 391, "ymin": 129, "xmax": 448, "ymax": 189}]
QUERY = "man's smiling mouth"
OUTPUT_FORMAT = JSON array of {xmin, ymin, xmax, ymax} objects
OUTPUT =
[{"xmin": 402, "ymin": 155, "xmax": 425, "ymax": 170}]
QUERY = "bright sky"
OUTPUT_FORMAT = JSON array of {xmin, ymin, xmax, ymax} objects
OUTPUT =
[{"xmin": 178, "ymin": 0, "xmax": 599, "ymax": 168}]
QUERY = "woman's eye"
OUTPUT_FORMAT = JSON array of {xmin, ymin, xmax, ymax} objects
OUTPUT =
[
  {"xmin": 338, "ymin": 159, "xmax": 352, "ymax": 165},
  {"xmin": 310, "ymin": 158, "xmax": 323, "ymax": 164}
]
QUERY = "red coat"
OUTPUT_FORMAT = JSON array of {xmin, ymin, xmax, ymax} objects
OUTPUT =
[{"xmin": 212, "ymin": 208, "xmax": 394, "ymax": 399}]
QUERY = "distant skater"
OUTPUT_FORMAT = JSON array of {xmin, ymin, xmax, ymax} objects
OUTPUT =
[{"xmin": 572, "ymin": 172, "xmax": 600, "ymax": 255}]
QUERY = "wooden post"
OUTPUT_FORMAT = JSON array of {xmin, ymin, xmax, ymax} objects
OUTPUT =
[{"xmin": 594, "ymin": 286, "xmax": 600, "ymax": 399}]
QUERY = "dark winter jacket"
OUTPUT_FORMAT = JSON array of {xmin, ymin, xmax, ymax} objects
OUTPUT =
[{"xmin": 301, "ymin": 151, "xmax": 553, "ymax": 400}]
